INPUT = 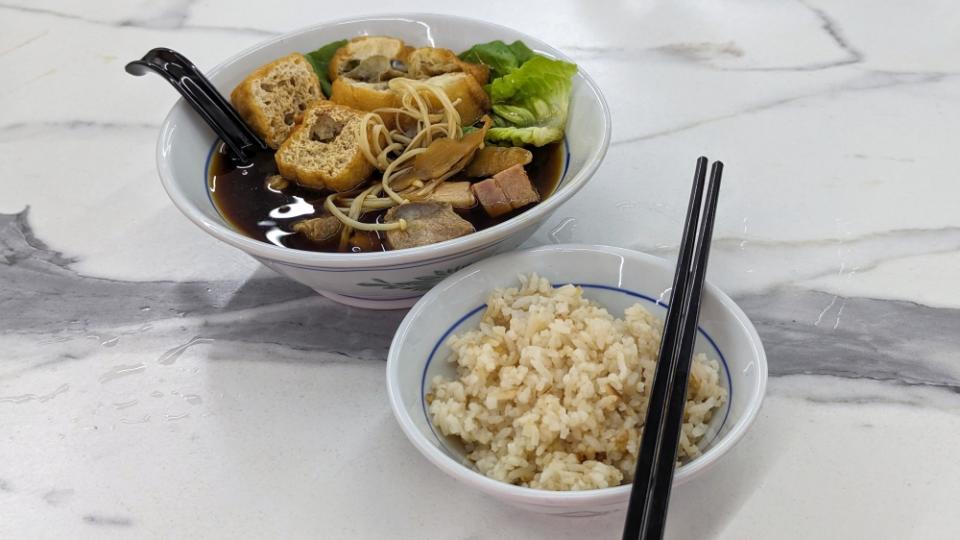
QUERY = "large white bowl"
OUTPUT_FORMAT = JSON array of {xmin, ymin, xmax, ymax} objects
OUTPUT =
[
  {"xmin": 155, "ymin": 14, "xmax": 610, "ymax": 309},
  {"xmin": 386, "ymin": 244, "xmax": 767, "ymax": 515}
]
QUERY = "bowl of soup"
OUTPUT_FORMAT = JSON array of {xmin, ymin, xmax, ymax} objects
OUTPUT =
[{"xmin": 154, "ymin": 14, "xmax": 610, "ymax": 308}]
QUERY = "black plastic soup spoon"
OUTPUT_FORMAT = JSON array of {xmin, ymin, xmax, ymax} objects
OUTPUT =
[{"xmin": 126, "ymin": 47, "xmax": 266, "ymax": 162}]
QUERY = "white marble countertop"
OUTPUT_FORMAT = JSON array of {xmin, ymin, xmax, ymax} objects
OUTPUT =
[{"xmin": 2, "ymin": 1, "xmax": 960, "ymax": 538}]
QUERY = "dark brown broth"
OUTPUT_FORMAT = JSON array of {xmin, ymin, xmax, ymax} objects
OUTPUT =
[{"xmin": 208, "ymin": 141, "xmax": 565, "ymax": 253}]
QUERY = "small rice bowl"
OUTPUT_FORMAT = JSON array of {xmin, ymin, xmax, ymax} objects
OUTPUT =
[{"xmin": 427, "ymin": 274, "xmax": 726, "ymax": 491}]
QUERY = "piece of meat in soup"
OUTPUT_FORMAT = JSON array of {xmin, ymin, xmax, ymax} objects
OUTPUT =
[
  {"xmin": 384, "ymin": 202, "xmax": 476, "ymax": 249},
  {"xmin": 494, "ymin": 164, "xmax": 540, "ymax": 209},
  {"xmin": 292, "ymin": 214, "xmax": 342, "ymax": 242},
  {"xmin": 426, "ymin": 181, "xmax": 476, "ymax": 209},
  {"xmin": 471, "ymin": 164, "xmax": 540, "ymax": 218}
]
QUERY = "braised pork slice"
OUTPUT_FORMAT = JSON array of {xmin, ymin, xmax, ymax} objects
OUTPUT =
[
  {"xmin": 471, "ymin": 164, "xmax": 540, "ymax": 218},
  {"xmin": 427, "ymin": 181, "xmax": 476, "ymax": 209},
  {"xmin": 384, "ymin": 202, "xmax": 475, "ymax": 249},
  {"xmin": 494, "ymin": 164, "xmax": 540, "ymax": 209},
  {"xmin": 471, "ymin": 178, "xmax": 512, "ymax": 217}
]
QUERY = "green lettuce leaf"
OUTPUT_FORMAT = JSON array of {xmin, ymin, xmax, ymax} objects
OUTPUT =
[
  {"xmin": 304, "ymin": 39, "xmax": 347, "ymax": 97},
  {"xmin": 484, "ymin": 55, "xmax": 577, "ymax": 147},
  {"xmin": 458, "ymin": 40, "xmax": 536, "ymax": 80}
]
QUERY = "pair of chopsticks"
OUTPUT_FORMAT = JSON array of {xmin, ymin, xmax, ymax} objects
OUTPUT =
[{"xmin": 622, "ymin": 157, "xmax": 723, "ymax": 540}]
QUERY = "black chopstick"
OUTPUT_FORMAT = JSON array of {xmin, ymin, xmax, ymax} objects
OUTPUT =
[
  {"xmin": 622, "ymin": 158, "xmax": 723, "ymax": 540},
  {"xmin": 621, "ymin": 157, "xmax": 707, "ymax": 538}
]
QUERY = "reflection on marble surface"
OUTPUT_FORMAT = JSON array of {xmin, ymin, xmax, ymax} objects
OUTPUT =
[{"xmin": 2, "ymin": 0, "xmax": 960, "ymax": 538}]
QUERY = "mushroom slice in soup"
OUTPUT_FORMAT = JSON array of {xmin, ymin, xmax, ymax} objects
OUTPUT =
[
  {"xmin": 410, "ymin": 116, "xmax": 492, "ymax": 181},
  {"xmin": 342, "ymin": 55, "xmax": 407, "ymax": 83}
]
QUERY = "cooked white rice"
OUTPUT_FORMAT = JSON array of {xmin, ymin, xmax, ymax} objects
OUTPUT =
[{"xmin": 427, "ymin": 274, "xmax": 726, "ymax": 491}]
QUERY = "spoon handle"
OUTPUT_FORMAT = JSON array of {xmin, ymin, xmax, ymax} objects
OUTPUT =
[{"xmin": 126, "ymin": 48, "xmax": 267, "ymax": 162}]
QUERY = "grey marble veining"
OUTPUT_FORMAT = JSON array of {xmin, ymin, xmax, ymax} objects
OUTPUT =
[
  {"xmin": 762, "ymin": 0, "xmax": 863, "ymax": 71},
  {"xmin": 4, "ymin": 208, "xmax": 957, "ymax": 391},
  {"xmin": 643, "ymin": 225, "xmax": 960, "ymax": 289},
  {"xmin": 611, "ymin": 70, "xmax": 953, "ymax": 145},
  {"xmin": 0, "ymin": 210, "xmax": 405, "ymax": 366},
  {"xmin": 0, "ymin": 1, "xmax": 278, "ymax": 36},
  {"xmin": 740, "ymin": 290, "xmax": 960, "ymax": 390}
]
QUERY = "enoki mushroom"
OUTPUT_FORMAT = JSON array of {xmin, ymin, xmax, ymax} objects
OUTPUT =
[{"xmin": 324, "ymin": 78, "xmax": 463, "ymax": 250}]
